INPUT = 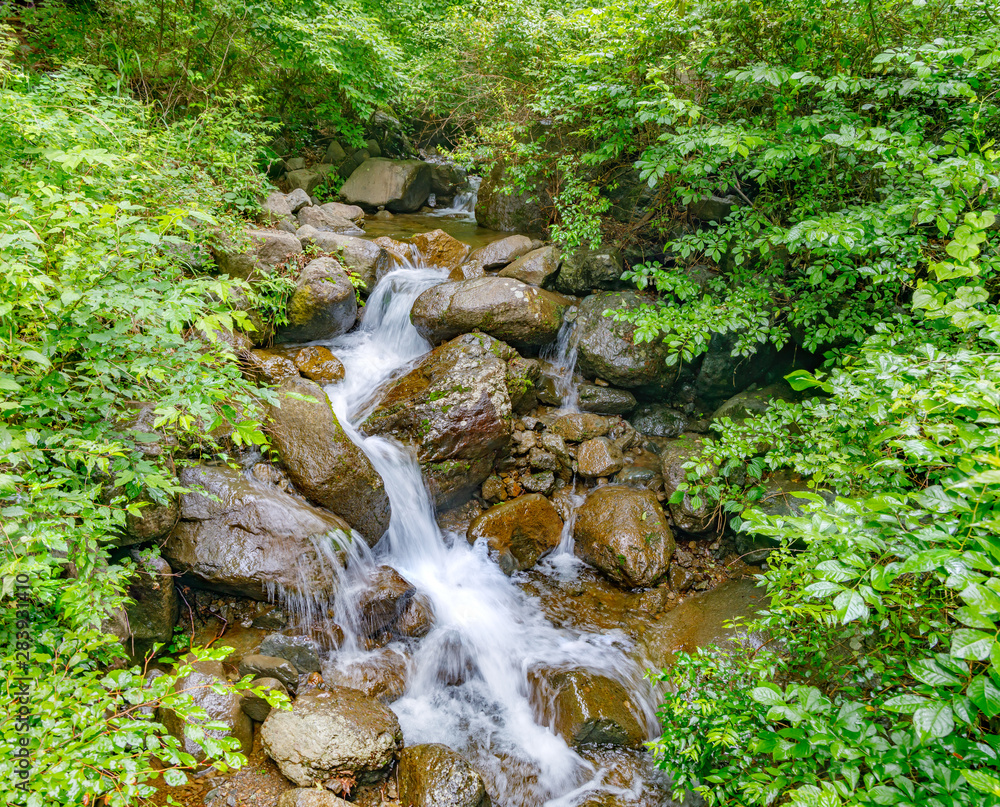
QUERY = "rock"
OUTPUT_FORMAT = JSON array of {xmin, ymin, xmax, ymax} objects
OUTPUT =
[
  {"xmin": 498, "ymin": 245, "xmax": 560, "ymax": 287},
  {"xmin": 371, "ymin": 235, "xmax": 414, "ymax": 266},
  {"xmin": 214, "ymin": 228, "xmax": 302, "ymax": 281},
  {"xmin": 299, "ymin": 233, "xmax": 388, "ymax": 294},
  {"xmin": 163, "ymin": 465, "xmax": 349, "ymax": 600},
  {"xmin": 712, "ymin": 380, "xmax": 799, "ymax": 422},
  {"xmin": 467, "ymin": 494, "xmax": 563, "ymax": 574},
  {"xmin": 339, "ymin": 158, "xmax": 431, "ymax": 212},
  {"xmin": 660, "ymin": 433, "xmax": 714, "ymax": 533},
  {"xmin": 322, "ymin": 648, "xmax": 408, "ymax": 703},
  {"xmin": 573, "ymin": 485, "xmax": 674, "ymax": 588},
  {"xmin": 324, "ymin": 140, "xmax": 347, "ymax": 165},
  {"xmin": 689, "ymin": 194, "xmax": 738, "ymax": 223},
  {"xmin": 239, "ymin": 654, "xmax": 299, "ymax": 693},
  {"xmin": 576, "ymin": 438, "xmax": 624, "ymax": 478},
  {"xmin": 260, "ymin": 688, "xmax": 403, "ymax": 785},
  {"xmin": 264, "ymin": 191, "xmax": 295, "ymax": 228},
  {"xmin": 160, "ymin": 660, "xmax": 252, "ymax": 764},
  {"xmin": 365, "ymin": 138, "xmax": 382, "ymax": 158},
  {"xmin": 475, "ymin": 163, "xmax": 548, "ymax": 233},
  {"xmin": 397, "ymin": 744, "xmax": 490, "ymax": 807},
  {"xmin": 577, "ymin": 384, "xmax": 637, "ymax": 416},
  {"xmin": 466, "ymin": 235, "xmax": 533, "ymax": 270},
  {"xmin": 522, "ymin": 470, "xmax": 556, "ymax": 494},
  {"xmin": 688, "ymin": 331, "xmax": 779, "ymax": 410},
  {"xmin": 286, "ymin": 168, "xmax": 326, "ymax": 195},
  {"xmin": 286, "ymin": 188, "xmax": 312, "ymax": 213},
  {"xmin": 529, "ymin": 667, "xmax": 646, "ymax": 748},
  {"xmin": 278, "ymin": 789, "xmax": 352, "ymax": 807},
  {"xmin": 296, "ymin": 206, "xmax": 364, "ymax": 235},
  {"xmin": 267, "ymin": 378, "xmax": 391, "ymax": 545},
  {"xmin": 356, "ymin": 566, "xmax": 416, "ymax": 636},
  {"xmin": 552, "ymin": 248, "xmax": 624, "ymax": 295},
  {"xmin": 258, "ymin": 633, "xmax": 323, "ymax": 674},
  {"xmin": 628, "ymin": 404, "xmax": 688, "ymax": 438},
  {"xmin": 123, "ymin": 549, "xmax": 178, "ymax": 658},
  {"xmin": 361, "ymin": 333, "xmax": 529, "ymax": 506},
  {"xmin": 241, "ymin": 677, "xmax": 287, "ymax": 722},
  {"xmin": 320, "ymin": 201, "xmax": 365, "ymax": 223},
  {"xmin": 410, "ymin": 229, "xmax": 471, "ymax": 272},
  {"xmin": 429, "ymin": 163, "xmax": 469, "ymax": 204},
  {"xmin": 550, "ymin": 413, "xmax": 615, "ymax": 442},
  {"xmin": 246, "ymin": 349, "xmax": 300, "ymax": 384},
  {"xmin": 449, "ymin": 259, "xmax": 486, "ymax": 281},
  {"xmin": 277, "ymin": 258, "xmax": 357, "ymax": 343},
  {"xmin": 395, "ymin": 593, "xmax": 435, "ymax": 639},
  {"xmin": 338, "ymin": 148, "xmax": 370, "ymax": 180},
  {"xmin": 410, "ymin": 277, "xmax": 571, "ymax": 349},
  {"xmin": 116, "ymin": 486, "xmax": 179, "ymax": 546},
  {"xmin": 276, "ymin": 345, "xmax": 345, "ymax": 384},
  {"xmin": 286, "ymin": 157, "xmax": 307, "ymax": 172},
  {"xmin": 575, "ymin": 292, "xmax": 677, "ymax": 394}
]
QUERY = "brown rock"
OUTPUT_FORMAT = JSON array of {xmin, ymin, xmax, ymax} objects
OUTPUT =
[
  {"xmin": 247, "ymin": 349, "xmax": 301, "ymax": 384},
  {"xmin": 467, "ymin": 494, "xmax": 563, "ymax": 574},
  {"xmin": 411, "ymin": 229, "xmax": 471, "ymax": 272},
  {"xmin": 550, "ymin": 413, "xmax": 616, "ymax": 442},
  {"xmin": 660, "ymin": 433, "xmax": 715, "ymax": 533},
  {"xmin": 467, "ymin": 234, "xmax": 533, "ymax": 269},
  {"xmin": 576, "ymin": 437, "xmax": 624, "ymax": 478},
  {"xmin": 397, "ymin": 743, "xmax": 490, "ymax": 807},
  {"xmin": 292, "ymin": 345, "xmax": 346, "ymax": 384},
  {"xmin": 497, "ymin": 245, "xmax": 560, "ymax": 286}
]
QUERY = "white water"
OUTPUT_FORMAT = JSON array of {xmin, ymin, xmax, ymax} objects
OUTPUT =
[
  {"xmin": 314, "ymin": 253, "xmax": 660, "ymax": 805},
  {"xmin": 541, "ymin": 317, "xmax": 583, "ymax": 413},
  {"xmin": 430, "ymin": 175, "xmax": 481, "ymax": 220}
]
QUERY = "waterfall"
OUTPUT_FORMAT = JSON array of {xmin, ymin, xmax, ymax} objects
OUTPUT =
[
  {"xmin": 431, "ymin": 175, "xmax": 481, "ymax": 220},
  {"xmin": 541, "ymin": 316, "xmax": 583, "ymax": 413}
]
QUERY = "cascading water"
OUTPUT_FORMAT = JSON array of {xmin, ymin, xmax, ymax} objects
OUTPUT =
[
  {"xmin": 431, "ymin": 175, "xmax": 481, "ymax": 220},
  {"xmin": 309, "ymin": 249, "xmax": 665, "ymax": 805},
  {"xmin": 540, "ymin": 315, "xmax": 583, "ymax": 413}
]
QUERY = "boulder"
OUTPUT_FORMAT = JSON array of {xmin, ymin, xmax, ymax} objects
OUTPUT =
[
  {"xmin": 286, "ymin": 168, "xmax": 326, "ymax": 195},
  {"xmin": 467, "ymin": 494, "xmax": 563, "ymax": 574},
  {"xmin": 285, "ymin": 157, "xmax": 307, "ymax": 171},
  {"xmin": 689, "ymin": 194, "xmax": 739, "ymax": 223},
  {"xmin": 712, "ymin": 380, "xmax": 800, "ymax": 422},
  {"xmin": 246, "ymin": 349, "xmax": 300, "ymax": 384},
  {"xmin": 258, "ymin": 633, "xmax": 323, "ymax": 674},
  {"xmin": 339, "ymin": 158, "xmax": 432, "ymax": 213},
  {"xmin": 687, "ymin": 331, "xmax": 779, "ymax": 410},
  {"xmin": 361, "ymin": 333, "xmax": 530, "ymax": 506},
  {"xmin": 263, "ymin": 191, "xmax": 295, "ymax": 228},
  {"xmin": 356, "ymin": 566, "xmax": 416, "ymax": 637},
  {"xmin": 466, "ymin": 235, "xmax": 533, "ymax": 270},
  {"xmin": 475, "ymin": 163, "xmax": 548, "ymax": 233},
  {"xmin": 160, "ymin": 660, "xmax": 252, "ymax": 764},
  {"xmin": 278, "ymin": 789, "xmax": 351, "ymax": 807},
  {"xmin": 115, "ymin": 486, "xmax": 179, "ymax": 546},
  {"xmin": 449, "ymin": 259, "xmax": 486, "ymax": 281},
  {"xmin": 573, "ymin": 485, "xmax": 674, "ymax": 588},
  {"xmin": 277, "ymin": 258, "xmax": 357, "ymax": 343},
  {"xmin": 267, "ymin": 378, "xmax": 391, "ymax": 545},
  {"xmin": 397, "ymin": 744, "xmax": 490, "ymax": 807},
  {"xmin": 241, "ymin": 677, "xmax": 287, "ymax": 722},
  {"xmin": 575, "ymin": 292, "xmax": 677, "ymax": 394},
  {"xmin": 410, "ymin": 277, "xmax": 571, "ymax": 349},
  {"xmin": 577, "ymin": 384, "xmax": 636, "ymax": 416},
  {"xmin": 322, "ymin": 648, "xmax": 408, "ymax": 703},
  {"xmin": 123, "ymin": 549, "xmax": 179, "ymax": 658},
  {"xmin": 296, "ymin": 206, "xmax": 364, "ymax": 235},
  {"xmin": 283, "ymin": 345, "xmax": 346, "ymax": 385},
  {"xmin": 371, "ymin": 235, "xmax": 414, "ymax": 266},
  {"xmin": 498, "ymin": 245, "xmax": 560, "ymax": 287},
  {"xmin": 628, "ymin": 404, "xmax": 688, "ymax": 438},
  {"xmin": 214, "ymin": 228, "xmax": 302, "ymax": 281},
  {"xmin": 429, "ymin": 163, "xmax": 469, "ymax": 204},
  {"xmin": 163, "ymin": 465, "xmax": 349, "ymax": 600},
  {"xmin": 550, "ymin": 413, "xmax": 615, "ymax": 443},
  {"xmin": 339, "ymin": 149, "xmax": 370, "ymax": 180},
  {"xmin": 410, "ymin": 229, "xmax": 471, "ymax": 272},
  {"xmin": 320, "ymin": 202, "xmax": 364, "ymax": 223},
  {"xmin": 286, "ymin": 188, "xmax": 312, "ymax": 213},
  {"xmin": 297, "ymin": 232, "xmax": 388, "ymax": 294},
  {"xmin": 261, "ymin": 688, "xmax": 403, "ymax": 785},
  {"xmin": 660, "ymin": 433, "xmax": 714, "ymax": 533},
  {"xmin": 528, "ymin": 667, "xmax": 646, "ymax": 748},
  {"xmin": 576, "ymin": 438, "xmax": 624, "ymax": 478},
  {"xmin": 239, "ymin": 654, "xmax": 299, "ymax": 693},
  {"xmin": 324, "ymin": 140, "xmax": 347, "ymax": 165},
  {"xmin": 552, "ymin": 248, "xmax": 624, "ymax": 295}
]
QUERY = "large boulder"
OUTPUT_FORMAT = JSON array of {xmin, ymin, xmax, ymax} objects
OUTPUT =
[
  {"xmin": 339, "ymin": 158, "xmax": 431, "ymax": 213},
  {"xmin": 467, "ymin": 235, "xmax": 533, "ymax": 270},
  {"xmin": 660, "ymin": 433, "xmax": 714, "ymax": 533},
  {"xmin": 213, "ymin": 228, "xmax": 302, "ymax": 281},
  {"xmin": 397, "ymin": 744, "xmax": 490, "ymax": 807},
  {"xmin": 286, "ymin": 168, "xmax": 327, "ymax": 195},
  {"xmin": 475, "ymin": 163, "xmax": 548, "ymax": 234},
  {"xmin": 123, "ymin": 549, "xmax": 179, "ymax": 658},
  {"xmin": 498, "ymin": 246, "xmax": 560, "ymax": 287},
  {"xmin": 576, "ymin": 437, "xmax": 624, "ymax": 479},
  {"xmin": 552, "ymin": 248, "xmax": 625, "ymax": 295},
  {"xmin": 575, "ymin": 292, "xmax": 677, "ymax": 394},
  {"xmin": 296, "ymin": 205, "xmax": 364, "ymax": 235},
  {"xmin": 296, "ymin": 233, "xmax": 388, "ymax": 295},
  {"xmin": 261, "ymin": 688, "xmax": 403, "ymax": 785},
  {"xmin": 573, "ymin": 485, "xmax": 674, "ymax": 588},
  {"xmin": 628, "ymin": 404, "xmax": 688, "ymax": 438},
  {"xmin": 712, "ymin": 380, "xmax": 800, "ymax": 422},
  {"xmin": 467, "ymin": 494, "xmax": 563, "ymax": 574},
  {"xmin": 267, "ymin": 378, "xmax": 391, "ymax": 545},
  {"xmin": 687, "ymin": 331, "xmax": 778, "ymax": 410},
  {"xmin": 429, "ymin": 162, "xmax": 469, "ymax": 205},
  {"xmin": 361, "ymin": 333, "xmax": 533, "ymax": 506},
  {"xmin": 163, "ymin": 465, "xmax": 349, "ymax": 600},
  {"xmin": 160, "ymin": 660, "xmax": 252, "ymax": 764},
  {"xmin": 528, "ymin": 667, "xmax": 646, "ymax": 748},
  {"xmin": 277, "ymin": 258, "xmax": 357, "ymax": 343},
  {"xmin": 411, "ymin": 229, "xmax": 470, "ymax": 272},
  {"xmin": 410, "ymin": 277, "xmax": 572, "ymax": 349}
]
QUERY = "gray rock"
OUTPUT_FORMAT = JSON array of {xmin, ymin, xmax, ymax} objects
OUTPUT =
[
  {"xmin": 320, "ymin": 201, "xmax": 365, "ymax": 223},
  {"xmin": 263, "ymin": 191, "xmax": 295, "ymax": 228},
  {"xmin": 122, "ymin": 550, "xmax": 178, "ymax": 659},
  {"xmin": 163, "ymin": 465, "xmax": 349, "ymax": 601},
  {"xmin": 475, "ymin": 162, "xmax": 548, "ymax": 233},
  {"xmin": 286, "ymin": 188, "xmax": 312, "ymax": 213},
  {"xmin": 278, "ymin": 789, "xmax": 352, "ymax": 807},
  {"xmin": 239, "ymin": 654, "xmax": 299, "ymax": 693},
  {"xmin": 712, "ymin": 380, "xmax": 800, "ymax": 422},
  {"xmin": 277, "ymin": 258, "xmax": 357, "ymax": 343},
  {"xmin": 213, "ymin": 228, "xmax": 302, "ymax": 281},
  {"xmin": 285, "ymin": 157, "xmax": 307, "ymax": 171},
  {"xmin": 576, "ymin": 437, "xmax": 624, "ymax": 478},
  {"xmin": 286, "ymin": 168, "xmax": 327, "ymax": 195},
  {"xmin": 339, "ymin": 158, "xmax": 431, "ymax": 212},
  {"xmin": 552, "ymin": 248, "xmax": 624, "ymax": 295},
  {"xmin": 324, "ymin": 140, "xmax": 347, "ymax": 165},
  {"xmin": 338, "ymin": 148, "xmax": 370, "ymax": 180},
  {"xmin": 577, "ymin": 384, "xmax": 637, "ymax": 415},
  {"xmin": 261, "ymin": 689, "xmax": 403, "ymax": 785},
  {"xmin": 398, "ymin": 744, "xmax": 490, "ymax": 807},
  {"xmin": 689, "ymin": 194, "xmax": 739, "ymax": 223},
  {"xmin": 429, "ymin": 162, "xmax": 469, "ymax": 203},
  {"xmin": 629, "ymin": 404, "xmax": 688, "ymax": 438},
  {"xmin": 241, "ymin": 677, "xmax": 287, "ymax": 722},
  {"xmin": 257, "ymin": 633, "xmax": 322, "ymax": 673},
  {"xmin": 467, "ymin": 234, "xmax": 533, "ymax": 270},
  {"xmin": 296, "ymin": 206, "xmax": 364, "ymax": 234},
  {"xmin": 497, "ymin": 245, "xmax": 561, "ymax": 287},
  {"xmin": 267, "ymin": 378, "xmax": 391, "ymax": 545},
  {"xmin": 295, "ymin": 232, "xmax": 388, "ymax": 294},
  {"xmin": 410, "ymin": 276, "xmax": 572, "ymax": 349},
  {"xmin": 365, "ymin": 138, "xmax": 382, "ymax": 158},
  {"xmin": 660, "ymin": 433, "xmax": 715, "ymax": 533}
]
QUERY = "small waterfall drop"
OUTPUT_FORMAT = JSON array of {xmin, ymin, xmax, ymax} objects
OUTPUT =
[
  {"xmin": 541, "ymin": 316, "xmax": 583, "ymax": 413},
  {"xmin": 432, "ymin": 175, "xmax": 481, "ymax": 220}
]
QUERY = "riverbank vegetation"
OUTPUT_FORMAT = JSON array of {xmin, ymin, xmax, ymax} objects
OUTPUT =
[{"xmin": 2, "ymin": 0, "xmax": 1000, "ymax": 805}]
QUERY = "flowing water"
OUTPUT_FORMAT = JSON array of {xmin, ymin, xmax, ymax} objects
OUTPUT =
[
  {"xmin": 308, "ymin": 231, "xmax": 666, "ymax": 806},
  {"xmin": 540, "ymin": 317, "xmax": 583, "ymax": 414}
]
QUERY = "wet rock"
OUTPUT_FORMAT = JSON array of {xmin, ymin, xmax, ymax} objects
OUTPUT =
[
  {"xmin": 395, "ymin": 592, "xmax": 435, "ymax": 638},
  {"xmin": 123, "ymin": 549, "xmax": 179, "ymax": 658},
  {"xmin": 258, "ymin": 633, "xmax": 323, "ymax": 674},
  {"xmin": 522, "ymin": 470, "xmax": 556, "ymax": 494},
  {"xmin": 552, "ymin": 248, "xmax": 624, "ymax": 295},
  {"xmin": 688, "ymin": 330, "xmax": 779, "ymax": 410},
  {"xmin": 577, "ymin": 384, "xmax": 637, "ymax": 416},
  {"xmin": 322, "ymin": 648, "xmax": 408, "ymax": 703},
  {"xmin": 163, "ymin": 465, "xmax": 349, "ymax": 600},
  {"xmin": 286, "ymin": 188, "xmax": 312, "ymax": 213},
  {"xmin": 277, "ymin": 258, "xmax": 357, "ymax": 343},
  {"xmin": 262, "ymin": 688, "xmax": 402, "ymax": 785},
  {"xmin": 573, "ymin": 485, "xmax": 674, "ymax": 588},
  {"xmin": 529, "ymin": 667, "xmax": 646, "ymax": 748},
  {"xmin": 159, "ymin": 660, "xmax": 252, "ymax": 764},
  {"xmin": 398, "ymin": 743, "xmax": 490, "ymax": 807},
  {"xmin": 339, "ymin": 158, "xmax": 432, "ymax": 212},
  {"xmin": 550, "ymin": 413, "xmax": 615, "ymax": 443},
  {"xmin": 466, "ymin": 234, "xmax": 533, "ymax": 270},
  {"xmin": 575, "ymin": 292, "xmax": 677, "ymax": 394},
  {"xmin": 450, "ymin": 259, "xmax": 486, "ymax": 281},
  {"xmin": 267, "ymin": 378, "xmax": 391, "ymax": 545},
  {"xmin": 628, "ymin": 404, "xmax": 688, "ymax": 438},
  {"xmin": 498, "ymin": 245, "xmax": 560, "ymax": 287},
  {"xmin": 246, "ymin": 349, "xmax": 300, "ymax": 384},
  {"xmin": 361, "ymin": 333, "xmax": 526, "ymax": 506},
  {"xmin": 429, "ymin": 162, "xmax": 469, "ymax": 204},
  {"xmin": 475, "ymin": 163, "xmax": 549, "ymax": 234},
  {"xmin": 241, "ymin": 676, "xmax": 287, "ymax": 722},
  {"xmin": 357, "ymin": 566, "xmax": 416, "ymax": 636},
  {"xmin": 288, "ymin": 345, "xmax": 346, "ymax": 385},
  {"xmin": 411, "ymin": 229, "xmax": 471, "ymax": 272},
  {"xmin": 411, "ymin": 277, "xmax": 572, "ymax": 349},
  {"xmin": 296, "ymin": 206, "xmax": 364, "ymax": 235},
  {"xmin": 577, "ymin": 438, "xmax": 624, "ymax": 479},
  {"xmin": 689, "ymin": 194, "xmax": 738, "ymax": 223},
  {"xmin": 660, "ymin": 433, "xmax": 714, "ymax": 533},
  {"xmin": 467, "ymin": 494, "xmax": 563, "ymax": 574},
  {"xmin": 278, "ymin": 789, "xmax": 352, "ymax": 807},
  {"xmin": 528, "ymin": 447, "xmax": 557, "ymax": 471},
  {"xmin": 298, "ymin": 233, "xmax": 389, "ymax": 295},
  {"xmin": 114, "ymin": 486, "xmax": 179, "ymax": 546},
  {"xmin": 239, "ymin": 654, "xmax": 299, "ymax": 693},
  {"xmin": 712, "ymin": 380, "xmax": 799, "ymax": 422}
]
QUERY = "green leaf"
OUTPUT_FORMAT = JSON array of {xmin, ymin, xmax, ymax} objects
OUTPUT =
[
  {"xmin": 967, "ymin": 674, "xmax": 1000, "ymax": 718},
  {"xmin": 751, "ymin": 685, "xmax": 785, "ymax": 707},
  {"xmin": 962, "ymin": 769, "xmax": 1000, "ymax": 797},
  {"xmin": 912, "ymin": 702, "xmax": 953, "ymax": 742},
  {"xmin": 883, "ymin": 693, "xmax": 926, "ymax": 714},
  {"xmin": 908, "ymin": 658, "xmax": 961, "ymax": 687},
  {"xmin": 833, "ymin": 589, "xmax": 868, "ymax": 624},
  {"xmin": 951, "ymin": 629, "xmax": 994, "ymax": 661}
]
